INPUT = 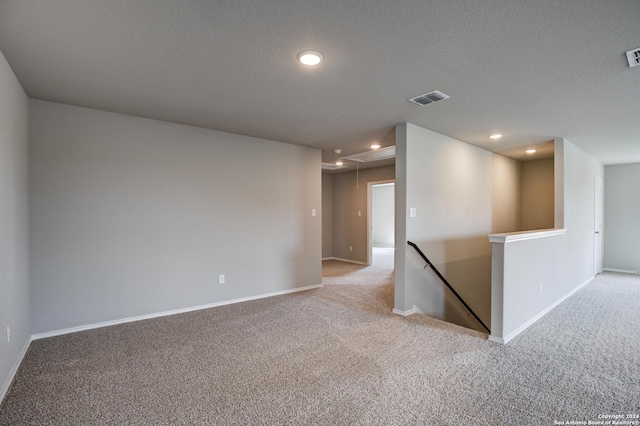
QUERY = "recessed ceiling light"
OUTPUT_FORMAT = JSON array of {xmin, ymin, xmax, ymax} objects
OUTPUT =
[
  {"xmin": 526, "ymin": 149, "xmax": 537, "ymax": 154},
  {"xmin": 370, "ymin": 143, "xmax": 381, "ymax": 149},
  {"xmin": 336, "ymin": 160, "xmax": 344, "ymax": 166},
  {"xmin": 297, "ymin": 50, "xmax": 324, "ymax": 66},
  {"xmin": 490, "ymin": 134, "xmax": 503, "ymax": 139}
]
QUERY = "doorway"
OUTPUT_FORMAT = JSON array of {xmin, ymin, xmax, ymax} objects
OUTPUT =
[{"xmin": 367, "ymin": 180, "xmax": 395, "ymax": 266}]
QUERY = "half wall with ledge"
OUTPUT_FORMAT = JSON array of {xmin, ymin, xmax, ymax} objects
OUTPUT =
[{"xmin": 488, "ymin": 228, "xmax": 572, "ymax": 344}]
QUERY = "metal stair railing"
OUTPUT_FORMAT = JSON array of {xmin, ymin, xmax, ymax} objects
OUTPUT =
[{"xmin": 407, "ymin": 240, "xmax": 490, "ymax": 334}]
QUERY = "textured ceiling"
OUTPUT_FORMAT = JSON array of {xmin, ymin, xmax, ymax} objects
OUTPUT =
[{"xmin": 0, "ymin": 0, "xmax": 638, "ymax": 165}]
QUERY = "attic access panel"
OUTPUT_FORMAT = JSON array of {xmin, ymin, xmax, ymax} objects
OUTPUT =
[
  {"xmin": 341, "ymin": 146, "xmax": 396, "ymax": 162},
  {"xmin": 322, "ymin": 162, "xmax": 348, "ymax": 170}
]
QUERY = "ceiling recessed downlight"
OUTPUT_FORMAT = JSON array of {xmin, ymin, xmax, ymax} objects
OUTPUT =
[
  {"xmin": 490, "ymin": 134, "xmax": 503, "ymax": 139},
  {"xmin": 297, "ymin": 50, "xmax": 324, "ymax": 66},
  {"xmin": 526, "ymin": 149, "xmax": 537, "ymax": 154},
  {"xmin": 370, "ymin": 143, "xmax": 381, "ymax": 149}
]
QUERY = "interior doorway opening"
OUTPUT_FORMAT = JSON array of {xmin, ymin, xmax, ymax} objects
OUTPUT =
[{"xmin": 368, "ymin": 180, "xmax": 395, "ymax": 266}]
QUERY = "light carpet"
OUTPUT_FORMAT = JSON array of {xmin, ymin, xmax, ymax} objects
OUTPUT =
[{"xmin": 1, "ymin": 250, "xmax": 638, "ymax": 425}]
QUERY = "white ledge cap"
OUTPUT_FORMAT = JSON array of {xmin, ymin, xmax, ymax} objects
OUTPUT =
[{"xmin": 488, "ymin": 228, "xmax": 567, "ymax": 244}]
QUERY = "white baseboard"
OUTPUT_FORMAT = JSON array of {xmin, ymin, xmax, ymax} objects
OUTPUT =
[
  {"xmin": 326, "ymin": 257, "xmax": 368, "ymax": 265},
  {"xmin": 495, "ymin": 276, "xmax": 594, "ymax": 344},
  {"xmin": 488, "ymin": 335, "xmax": 505, "ymax": 344},
  {"xmin": 392, "ymin": 307, "xmax": 416, "ymax": 317},
  {"xmin": 603, "ymin": 268, "xmax": 640, "ymax": 275},
  {"xmin": 32, "ymin": 284, "xmax": 323, "ymax": 340},
  {"xmin": 1, "ymin": 336, "xmax": 32, "ymax": 404}
]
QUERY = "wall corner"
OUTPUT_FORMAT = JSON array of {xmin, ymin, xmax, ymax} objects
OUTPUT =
[{"xmin": 394, "ymin": 123, "xmax": 409, "ymax": 311}]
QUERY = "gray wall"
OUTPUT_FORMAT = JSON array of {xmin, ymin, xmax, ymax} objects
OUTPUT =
[
  {"xmin": 521, "ymin": 158, "xmax": 554, "ymax": 230},
  {"xmin": 322, "ymin": 173, "xmax": 333, "ymax": 258},
  {"xmin": 395, "ymin": 123, "xmax": 522, "ymax": 331},
  {"xmin": 29, "ymin": 100, "xmax": 322, "ymax": 334},
  {"xmin": 0, "ymin": 50, "xmax": 30, "ymax": 399},
  {"xmin": 604, "ymin": 163, "xmax": 640, "ymax": 273},
  {"xmin": 331, "ymin": 166, "xmax": 395, "ymax": 263},
  {"xmin": 372, "ymin": 184, "xmax": 394, "ymax": 247}
]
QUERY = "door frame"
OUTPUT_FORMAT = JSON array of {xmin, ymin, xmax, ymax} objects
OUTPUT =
[
  {"xmin": 594, "ymin": 175, "xmax": 603, "ymax": 275},
  {"xmin": 367, "ymin": 179, "xmax": 395, "ymax": 265}
]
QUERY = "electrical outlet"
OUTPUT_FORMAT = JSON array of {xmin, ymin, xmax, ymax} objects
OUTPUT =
[
  {"xmin": 218, "ymin": 274, "xmax": 225, "ymax": 284},
  {"xmin": 539, "ymin": 283, "xmax": 543, "ymax": 294},
  {"xmin": 6, "ymin": 326, "xmax": 10, "ymax": 343}
]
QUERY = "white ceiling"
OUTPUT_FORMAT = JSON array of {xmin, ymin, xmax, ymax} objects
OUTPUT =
[{"xmin": 1, "ymin": 0, "xmax": 638, "ymax": 165}]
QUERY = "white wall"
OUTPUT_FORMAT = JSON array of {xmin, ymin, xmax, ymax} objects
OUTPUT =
[
  {"xmin": 0, "ymin": 50, "xmax": 30, "ymax": 401},
  {"xmin": 521, "ymin": 158, "xmax": 554, "ymax": 230},
  {"xmin": 490, "ymin": 229, "xmax": 567, "ymax": 343},
  {"xmin": 29, "ymin": 100, "xmax": 322, "ymax": 334},
  {"xmin": 490, "ymin": 138, "xmax": 604, "ymax": 343},
  {"xmin": 372, "ymin": 184, "xmax": 394, "ymax": 247},
  {"xmin": 604, "ymin": 163, "xmax": 640, "ymax": 273},
  {"xmin": 395, "ymin": 123, "xmax": 521, "ymax": 331},
  {"xmin": 560, "ymin": 139, "xmax": 604, "ymax": 282}
]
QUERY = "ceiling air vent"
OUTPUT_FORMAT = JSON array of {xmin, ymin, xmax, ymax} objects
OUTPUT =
[
  {"xmin": 626, "ymin": 47, "xmax": 640, "ymax": 68},
  {"xmin": 408, "ymin": 90, "xmax": 449, "ymax": 106}
]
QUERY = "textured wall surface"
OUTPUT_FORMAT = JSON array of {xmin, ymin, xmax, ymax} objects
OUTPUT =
[
  {"xmin": 29, "ymin": 100, "xmax": 321, "ymax": 334},
  {"xmin": 0, "ymin": 49, "xmax": 30, "ymax": 401},
  {"xmin": 322, "ymin": 173, "xmax": 333, "ymax": 258},
  {"xmin": 395, "ymin": 123, "xmax": 521, "ymax": 330},
  {"xmin": 331, "ymin": 166, "xmax": 395, "ymax": 263},
  {"xmin": 604, "ymin": 163, "xmax": 640, "ymax": 272},
  {"xmin": 521, "ymin": 158, "xmax": 554, "ymax": 231}
]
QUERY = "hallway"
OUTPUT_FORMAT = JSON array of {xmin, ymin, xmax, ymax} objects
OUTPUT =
[{"xmin": 321, "ymin": 247, "xmax": 395, "ymax": 313}]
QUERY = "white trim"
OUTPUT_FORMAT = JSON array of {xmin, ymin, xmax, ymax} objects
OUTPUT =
[
  {"xmin": 323, "ymin": 257, "xmax": 368, "ymax": 266},
  {"xmin": 1, "ymin": 336, "xmax": 32, "ymax": 404},
  {"xmin": 488, "ymin": 228, "xmax": 566, "ymax": 244},
  {"xmin": 594, "ymin": 175, "xmax": 604, "ymax": 276},
  {"xmin": 322, "ymin": 257, "xmax": 333, "ymax": 261},
  {"xmin": 392, "ymin": 307, "xmax": 416, "ymax": 317},
  {"xmin": 32, "ymin": 284, "xmax": 323, "ymax": 340},
  {"xmin": 603, "ymin": 268, "xmax": 640, "ymax": 275},
  {"xmin": 368, "ymin": 179, "xmax": 396, "ymax": 266},
  {"xmin": 493, "ymin": 276, "xmax": 593, "ymax": 344}
]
